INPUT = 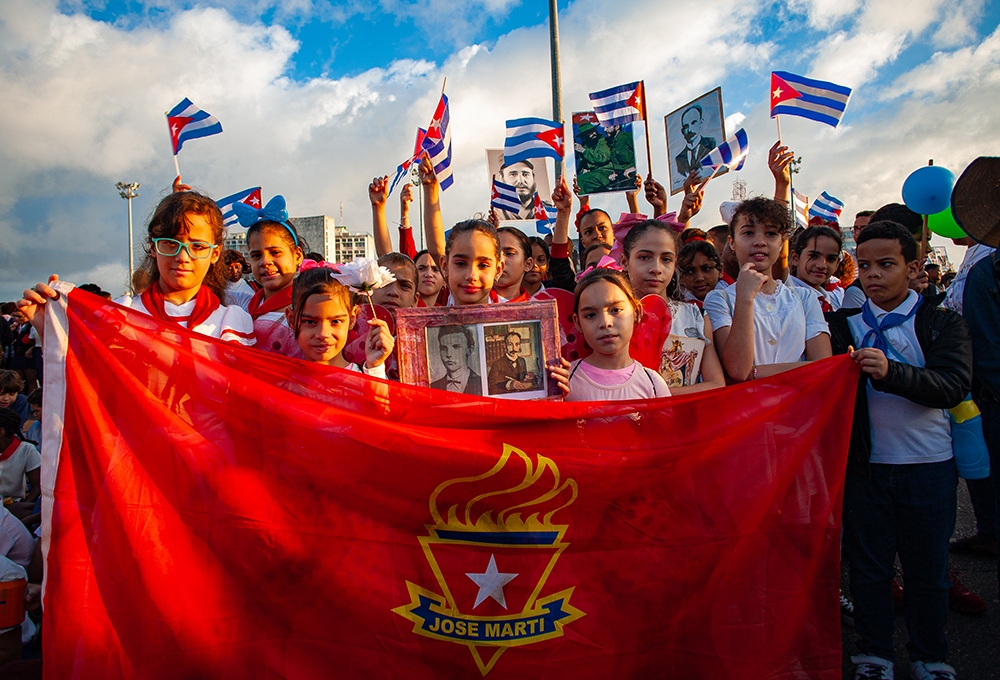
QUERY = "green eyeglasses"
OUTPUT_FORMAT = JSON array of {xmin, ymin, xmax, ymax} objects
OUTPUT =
[{"xmin": 152, "ymin": 238, "xmax": 218, "ymax": 260}]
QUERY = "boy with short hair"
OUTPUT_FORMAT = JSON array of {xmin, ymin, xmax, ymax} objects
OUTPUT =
[
  {"xmin": 0, "ymin": 370, "xmax": 29, "ymax": 426},
  {"xmin": 826, "ymin": 221, "xmax": 971, "ymax": 680}
]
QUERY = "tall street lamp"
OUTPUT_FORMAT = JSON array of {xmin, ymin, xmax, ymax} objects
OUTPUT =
[{"xmin": 116, "ymin": 182, "xmax": 140, "ymax": 292}]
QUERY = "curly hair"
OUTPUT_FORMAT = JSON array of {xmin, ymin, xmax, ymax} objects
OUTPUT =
[
  {"xmin": 445, "ymin": 220, "xmax": 501, "ymax": 259},
  {"xmin": 729, "ymin": 196, "xmax": 792, "ymax": 238}
]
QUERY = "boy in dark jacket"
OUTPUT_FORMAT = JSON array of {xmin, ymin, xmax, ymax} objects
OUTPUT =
[{"xmin": 826, "ymin": 222, "xmax": 971, "ymax": 680}]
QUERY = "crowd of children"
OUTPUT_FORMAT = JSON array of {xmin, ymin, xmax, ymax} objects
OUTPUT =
[{"xmin": 1, "ymin": 139, "xmax": 997, "ymax": 680}]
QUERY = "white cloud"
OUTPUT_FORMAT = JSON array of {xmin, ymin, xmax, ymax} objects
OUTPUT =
[{"xmin": 887, "ymin": 24, "xmax": 1000, "ymax": 97}]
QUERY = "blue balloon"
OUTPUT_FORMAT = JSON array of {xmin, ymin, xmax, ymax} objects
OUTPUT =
[{"xmin": 901, "ymin": 166, "xmax": 956, "ymax": 215}]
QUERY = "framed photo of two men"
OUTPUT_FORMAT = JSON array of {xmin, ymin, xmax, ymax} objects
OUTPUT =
[{"xmin": 395, "ymin": 300, "xmax": 562, "ymax": 400}]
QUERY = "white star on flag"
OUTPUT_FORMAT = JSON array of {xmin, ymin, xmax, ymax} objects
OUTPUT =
[
  {"xmin": 466, "ymin": 554, "xmax": 517, "ymax": 609},
  {"xmin": 772, "ymin": 88, "xmax": 782, "ymax": 99}
]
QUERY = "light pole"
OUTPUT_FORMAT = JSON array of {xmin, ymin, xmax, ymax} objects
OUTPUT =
[
  {"xmin": 116, "ymin": 182, "xmax": 140, "ymax": 292},
  {"xmin": 548, "ymin": 0, "xmax": 565, "ymax": 180}
]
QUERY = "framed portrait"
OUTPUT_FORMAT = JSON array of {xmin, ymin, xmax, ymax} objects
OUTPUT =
[
  {"xmin": 396, "ymin": 300, "xmax": 562, "ymax": 400},
  {"xmin": 571, "ymin": 111, "xmax": 638, "ymax": 196},
  {"xmin": 664, "ymin": 87, "xmax": 726, "ymax": 196},
  {"xmin": 486, "ymin": 148, "xmax": 553, "ymax": 236}
]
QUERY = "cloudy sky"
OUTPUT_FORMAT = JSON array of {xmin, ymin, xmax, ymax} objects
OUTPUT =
[{"xmin": 1, "ymin": 0, "xmax": 998, "ymax": 300}]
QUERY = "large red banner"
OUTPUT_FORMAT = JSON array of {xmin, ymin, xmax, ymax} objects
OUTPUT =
[{"xmin": 39, "ymin": 285, "xmax": 856, "ymax": 679}]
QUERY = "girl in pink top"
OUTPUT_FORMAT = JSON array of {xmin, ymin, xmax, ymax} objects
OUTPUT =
[{"xmin": 551, "ymin": 269, "xmax": 670, "ymax": 401}]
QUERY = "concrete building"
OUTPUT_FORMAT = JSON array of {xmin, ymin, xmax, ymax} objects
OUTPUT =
[{"xmin": 222, "ymin": 216, "xmax": 373, "ymax": 264}]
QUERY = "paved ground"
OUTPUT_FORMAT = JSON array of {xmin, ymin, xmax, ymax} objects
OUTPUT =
[{"xmin": 840, "ymin": 481, "xmax": 999, "ymax": 679}]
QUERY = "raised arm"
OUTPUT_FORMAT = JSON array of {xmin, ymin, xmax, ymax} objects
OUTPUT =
[
  {"xmin": 419, "ymin": 156, "xmax": 446, "ymax": 264},
  {"xmin": 398, "ymin": 183, "xmax": 418, "ymax": 259},
  {"xmin": 626, "ymin": 175, "xmax": 642, "ymax": 213},
  {"xmin": 677, "ymin": 173, "xmax": 704, "ymax": 227},
  {"xmin": 769, "ymin": 141, "xmax": 793, "ymax": 204},
  {"xmin": 16, "ymin": 275, "xmax": 61, "ymax": 344},
  {"xmin": 369, "ymin": 176, "xmax": 392, "ymax": 257},
  {"xmin": 643, "ymin": 174, "xmax": 668, "ymax": 218}
]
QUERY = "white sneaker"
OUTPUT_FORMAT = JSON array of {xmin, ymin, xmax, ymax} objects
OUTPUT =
[
  {"xmin": 910, "ymin": 661, "xmax": 956, "ymax": 680},
  {"xmin": 852, "ymin": 655, "xmax": 895, "ymax": 679}
]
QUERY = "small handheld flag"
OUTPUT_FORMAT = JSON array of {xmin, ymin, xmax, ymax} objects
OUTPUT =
[
  {"xmin": 792, "ymin": 189, "xmax": 809, "ymax": 228},
  {"xmin": 388, "ymin": 128, "xmax": 428, "ymax": 196},
  {"xmin": 421, "ymin": 93, "xmax": 454, "ymax": 191},
  {"xmin": 770, "ymin": 72, "xmax": 852, "ymax": 128},
  {"xmin": 534, "ymin": 193, "xmax": 557, "ymax": 234},
  {"xmin": 215, "ymin": 188, "xmax": 262, "ymax": 228},
  {"xmin": 809, "ymin": 191, "xmax": 845, "ymax": 223},
  {"xmin": 589, "ymin": 80, "xmax": 653, "ymax": 179},
  {"xmin": 588, "ymin": 81, "xmax": 646, "ymax": 128},
  {"xmin": 491, "ymin": 179, "xmax": 522, "ymax": 214},
  {"xmin": 700, "ymin": 128, "xmax": 749, "ymax": 172},
  {"xmin": 166, "ymin": 98, "xmax": 223, "ymax": 155},
  {"xmin": 504, "ymin": 118, "xmax": 564, "ymax": 165}
]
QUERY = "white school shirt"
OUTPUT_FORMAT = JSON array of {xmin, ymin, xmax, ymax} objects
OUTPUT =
[
  {"xmin": 704, "ymin": 280, "xmax": 829, "ymax": 365},
  {"xmin": 841, "ymin": 283, "xmax": 867, "ymax": 310},
  {"xmin": 788, "ymin": 275, "xmax": 844, "ymax": 311},
  {"xmin": 847, "ymin": 290, "xmax": 952, "ymax": 465},
  {"xmin": 0, "ymin": 440, "xmax": 41, "ymax": 499},
  {"xmin": 115, "ymin": 295, "xmax": 256, "ymax": 346},
  {"xmin": 0, "ymin": 506, "xmax": 34, "ymax": 568}
]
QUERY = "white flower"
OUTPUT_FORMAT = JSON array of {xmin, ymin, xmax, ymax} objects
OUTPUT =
[{"xmin": 331, "ymin": 257, "xmax": 396, "ymax": 293}]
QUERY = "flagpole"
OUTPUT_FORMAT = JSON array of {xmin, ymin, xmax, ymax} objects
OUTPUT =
[
  {"xmin": 166, "ymin": 112, "xmax": 181, "ymax": 179},
  {"xmin": 922, "ymin": 159, "xmax": 933, "ymax": 260},
  {"xmin": 641, "ymin": 82, "xmax": 654, "ymax": 181},
  {"xmin": 548, "ymin": 0, "xmax": 565, "ymax": 181},
  {"xmin": 776, "ymin": 115, "xmax": 782, "ymax": 143}
]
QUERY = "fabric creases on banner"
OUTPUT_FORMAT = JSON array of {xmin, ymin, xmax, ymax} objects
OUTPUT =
[{"xmin": 41, "ymin": 285, "xmax": 857, "ymax": 679}]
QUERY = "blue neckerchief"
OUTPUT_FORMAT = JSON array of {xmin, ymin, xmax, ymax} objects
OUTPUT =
[{"xmin": 860, "ymin": 295, "xmax": 923, "ymax": 362}]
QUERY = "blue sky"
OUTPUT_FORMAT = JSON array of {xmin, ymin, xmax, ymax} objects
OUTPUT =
[{"xmin": 2, "ymin": 0, "xmax": 999, "ymax": 300}]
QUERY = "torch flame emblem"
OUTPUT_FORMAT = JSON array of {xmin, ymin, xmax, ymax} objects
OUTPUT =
[{"xmin": 393, "ymin": 444, "xmax": 585, "ymax": 675}]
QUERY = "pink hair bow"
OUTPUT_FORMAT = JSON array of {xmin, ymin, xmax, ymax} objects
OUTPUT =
[
  {"xmin": 608, "ymin": 212, "xmax": 685, "ymax": 264},
  {"xmin": 576, "ymin": 254, "xmax": 624, "ymax": 280},
  {"xmin": 299, "ymin": 259, "xmax": 341, "ymax": 273}
]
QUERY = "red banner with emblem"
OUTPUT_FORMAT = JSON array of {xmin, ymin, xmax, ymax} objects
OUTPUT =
[{"xmin": 40, "ymin": 285, "xmax": 856, "ymax": 679}]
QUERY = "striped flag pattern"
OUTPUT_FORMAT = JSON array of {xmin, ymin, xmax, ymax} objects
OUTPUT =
[
  {"xmin": 504, "ymin": 117, "xmax": 565, "ymax": 165},
  {"xmin": 215, "ymin": 187, "xmax": 262, "ymax": 227},
  {"xmin": 534, "ymin": 193, "xmax": 557, "ymax": 235},
  {"xmin": 491, "ymin": 178, "xmax": 522, "ymax": 214},
  {"xmin": 166, "ymin": 98, "xmax": 223, "ymax": 154},
  {"xmin": 388, "ymin": 128, "xmax": 427, "ymax": 196},
  {"xmin": 770, "ymin": 72, "xmax": 852, "ymax": 128},
  {"xmin": 588, "ymin": 81, "xmax": 646, "ymax": 128},
  {"xmin": 700, "ymin": 128, "xmax": 749, "ymax": 171},
  {"xmin": 793, "ymin": 189, "xmax": 809, "ymax": 228},
  {"xmin": 809, "ymin": 191, "xmax": 845, "ymax": 222},
  {"xmin": 421, "ymin": 94, "xmax": 454, "ymax": 191}
]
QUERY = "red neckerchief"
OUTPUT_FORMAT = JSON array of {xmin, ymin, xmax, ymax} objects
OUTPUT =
[
  {"xmin": 823, "ymin": 281, "xmax": 839, "ymax": 292},
  {"xmin": 247, "ymin": 286, "xmax": 292, "ymax": 320},
  {"xmin": 1, "ymin": 437, "xmax": 21, "ymax": 463},
  {"xmin": 140, "ymin": 284, "xmax": 221, "ymax": 330},
  {"xmin": 819, "ymin": 295, "xmax": 833, "ymax": 313},
  {"xmin": 503, "ymin": 287, "xmax": 530, "ymax": 303},
  {"xmin": 722, "ymin": 272, "xmax": 736, "ymax": 285}
]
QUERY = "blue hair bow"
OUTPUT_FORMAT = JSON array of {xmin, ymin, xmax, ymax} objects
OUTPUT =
[{"xmin": 233, "ymin": 195, "xmax": 299, "ymax": 248}]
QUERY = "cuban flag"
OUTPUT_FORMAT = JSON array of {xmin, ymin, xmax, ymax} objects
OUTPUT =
[
  {"xmin": 388, "ymin": 128, "xmax": 427, "ymax": 196},
  {"xmin": 167, "ymin": 98, "xmax": 223, "ymax": 155},
  {"xmin": 421, "ymin": 94, "xmax": 453, "ymax": 191},
  {"xmin": 792, "ymin": 189, "xmax": 809, "ymax": 228},
  {"xmin": 534, "ymin": 193, "xmax": 557, "ymax": 235},
  {"xmin": 504, "ymin": 118, "xmax": 565, "ymax": 165},
  {"xmin": 700, "ymin": 128, "xmax": 749, "ymax": 171},
  {"xmin": 809, "ymin": 191, "xmax": 845, "ymax": 223},
  {"xmin": 770, "ymin": 71, "xmax": 852, "ymax": 128},
  {"xmin": 216, "ymin": 187, "xmax": 262, "ymax": 227},
  {"xmin": 491, "ymin": 178, "xmax": 522, "ymax": 214},
  {"xmin": 588, "ymin": 81, "xmax": 646, "ymax": 128}
]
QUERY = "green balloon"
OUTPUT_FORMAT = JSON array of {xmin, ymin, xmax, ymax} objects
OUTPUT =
[{"xmin": 927, "ymin": 207, "xmax": 967, "ymax": 239}]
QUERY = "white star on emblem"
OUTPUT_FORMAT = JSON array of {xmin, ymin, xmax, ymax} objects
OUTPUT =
[
  {"xmin": 249, "ymin": 196, "xmax": 260, "ymax": 206},
  {"xmin": 466, "ymin": 554, "xmax": 517, "ymax": 609},
  {"xmin": 773, "ymin": 87, "xmax": 782, "ymax": 99}
]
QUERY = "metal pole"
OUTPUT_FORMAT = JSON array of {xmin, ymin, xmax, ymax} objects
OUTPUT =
[
  {"xmin": 116, "ymin": 182, "xmax": 140, "ymax": 293},
  {"xmin": 548, "ymin": 0, "xmax": 565, "ymax": 181}
]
